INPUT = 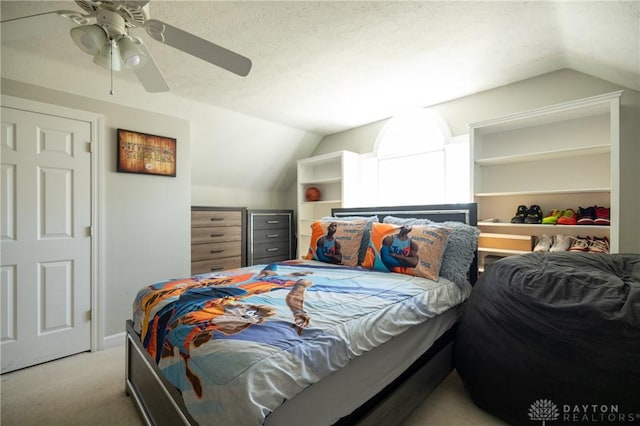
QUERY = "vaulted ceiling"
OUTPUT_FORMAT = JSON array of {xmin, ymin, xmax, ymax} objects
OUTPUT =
[{"xmin": 2, "ymin": 1, "xmax": 639, "ymax": 135}]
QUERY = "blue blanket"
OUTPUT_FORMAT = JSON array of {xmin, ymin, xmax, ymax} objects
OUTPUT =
[{"xmin": 133, "ymin": 259, "xmax": 471, "ymax": 425}]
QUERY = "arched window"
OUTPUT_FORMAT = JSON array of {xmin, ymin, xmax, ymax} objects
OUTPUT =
[{"xmin": 374, "ymin": 109, "xmax": 469, "ymax": 206}]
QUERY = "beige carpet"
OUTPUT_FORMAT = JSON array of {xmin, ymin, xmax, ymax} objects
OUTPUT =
[
  {"xmin": 1, "ymin": 346, "xmax": 142, "ymax": 426},
  {"xmin": 1, "ymin": 345, "xmax": 505, "ymax": 426}
]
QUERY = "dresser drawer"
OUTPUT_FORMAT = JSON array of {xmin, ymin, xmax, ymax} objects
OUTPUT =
[
  {"xmin": 251, "ymin": 214, "xmax": 290, "ymax": 230},
  {"xmin": 192, "ymin": 241, "xmax": 242, "ymax": 261},
  {"xmin": 192, "ymin": 210, "xmax": 242, "ymax": 227},
  {"xmin": 191, "ymin": 226, "xmax": 242, "ymax": 244},
  {"xmin": 252, "ymin": 228, "xmax": 289, "ymax": 244},
  {"xmin": 191, "ymin": 257, "xmax": 242, "ymax": 275},
  {"xmin": 252, "ymin": 240, "xmax": 290, "ymax": 261},
  {"xmin": 252, "ymin": 254, "xmax": 290, "ymax": 264}
]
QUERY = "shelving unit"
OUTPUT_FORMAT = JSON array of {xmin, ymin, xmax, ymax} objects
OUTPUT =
[
  {"xmin": 470, "ymin": 91, "xmax": 623, "ymax": 267},
  {"xmin": 296, "ymin": 151, "xmax": 360, "ymax": 258}
]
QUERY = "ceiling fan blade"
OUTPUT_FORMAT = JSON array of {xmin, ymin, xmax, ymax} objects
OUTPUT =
[
  {"xmin": 1, "ymin": 10, "xmax": 95, "ymax": 42},
  {"xmin": 132, "ymin": 43, "xmax": 170, "ymax": 93},
  {"xmin": 144, "ymin": 19, "xmax": 252, "ymax": 77},
  {"xmin": 124, "ymin": 0, "xmax": 152, "ymax": 7}
]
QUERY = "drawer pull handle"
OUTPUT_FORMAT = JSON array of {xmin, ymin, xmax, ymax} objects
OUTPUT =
[
  {"xmin": 266, "ymin": 234, "xmax": 279, "ymax": 238},
  {"xmin": 266, "ymin": 220, "xmax": 279, "ymax": 224},
  {"xmin": 210, "ymin": 249, "xmax": 225, "ymax": 254},
  {"xmin": 210, "ymin": 267, "xmax": 224, "ymax": 271},
  {"xmin": 266, "ymin": 248, "xmax": 279, "ymax": 252},
  {"xmin": 210, "ymin": 233, "xmax": 225, "ymax": 237},
  {"xmin": 210, "ymin": 217, "xmax": 224, "ymax": 221}
]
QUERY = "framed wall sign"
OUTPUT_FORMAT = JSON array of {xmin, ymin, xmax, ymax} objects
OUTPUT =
[{"xmin": 117, "ymin": 129, "xmax": 177, "ymax": 177}]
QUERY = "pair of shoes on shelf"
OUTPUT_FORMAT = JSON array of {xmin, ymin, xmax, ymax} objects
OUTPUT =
[
  {"xmin": 577, "ymin": 206, "xmax": 596, "ymax": 225},
  {"xmin": 556, "ymin": 208, "xmax": 579, "ymax": 225},
  {"xmin": 568, "ymin": 236, "xmax": 590, "ymax": 252},
  {"xmin": 568, "ymin": 236, "xmax": 610, "ymax": 253},
  {"xmin": 551, "ymin": 234, "xmax": 572, "ymax": 252},
  {"xmin": 511, "ymin": 205, "xmax": 543, "ymax": 224},
  {"xmin": 510, "ymin": 205, "xmax": 527, "ymax": 223},
  {"xmin": 588, "ymin": 236, "xmax": 610, "ymax": 253},
  {"xmin": 542, "ymin": 209, "xmax": 563, "ymax": 224},
  {"xmin": 533, "ymin": 234, "xmax": 572, "ymax": 252},
  {"xmin": 575, "ymin": 206, "xmax": 611, "ymax": 225},
  {"xmin": 595, "ymin": 207, "xmax": 611, "ymax": 226},
  {"xmin": 534, "ymin": 234, "xmax": 553, "ymax": 252}
]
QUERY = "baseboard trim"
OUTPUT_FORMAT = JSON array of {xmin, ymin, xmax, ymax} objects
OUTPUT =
[{"xmin": 103, "ymin": 332, "xmax": 126, "ymax": 349}]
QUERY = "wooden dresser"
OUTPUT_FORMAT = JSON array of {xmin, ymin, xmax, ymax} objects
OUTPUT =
[
  {"xmin": 247, "ymin": 210, "xmax": 293, "ymax": 266},
  {"xmin": 191, "ymin": 206, "xmax": 246, "ymax": 275}
]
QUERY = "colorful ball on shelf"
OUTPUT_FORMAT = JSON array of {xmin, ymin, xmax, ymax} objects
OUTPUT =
[{"xmin": 305, "ymin": 186, "xmax": 321, "ymax": 202}]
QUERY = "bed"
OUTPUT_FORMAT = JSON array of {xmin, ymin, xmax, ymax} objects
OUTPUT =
[
  {"xmin": 454, "ymin": 252, "xmax": 640, "ymax": 426},
  {"xmin": 125, "ymin": 203, "xmax": 478, "ymax": 426}
]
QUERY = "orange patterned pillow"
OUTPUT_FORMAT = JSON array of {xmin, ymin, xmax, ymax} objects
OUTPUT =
[
  {"xmin": 305, "ymin": 220, "xmax": 367, "ymax": 267},
  {"xmin": 361, "ymin": 222, "xmax": 451, "ymax": 281}
]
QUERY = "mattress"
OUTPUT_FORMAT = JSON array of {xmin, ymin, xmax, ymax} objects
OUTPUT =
[{"xmin": 132, "ymin": 259, "xmax": 471, "ymax": 426}]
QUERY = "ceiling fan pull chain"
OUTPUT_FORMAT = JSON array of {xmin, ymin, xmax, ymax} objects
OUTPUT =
[{"xmin": 109, "ymin": 40, "xmax": 115, "ymax": 95}]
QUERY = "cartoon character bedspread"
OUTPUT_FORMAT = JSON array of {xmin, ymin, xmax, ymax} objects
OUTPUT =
[{"xmin": 132, "ymin": 259, "xmax": 471, "ymax": 425}]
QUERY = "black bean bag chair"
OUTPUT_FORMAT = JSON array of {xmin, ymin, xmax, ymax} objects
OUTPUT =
[{"xmin": 454, "ymin": 252, "xmax": 640, "ymax": 426}]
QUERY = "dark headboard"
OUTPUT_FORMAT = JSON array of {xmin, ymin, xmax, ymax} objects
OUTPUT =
[{"xmin": 331, "ymin": 203, "xmax": 478, "ymax": 285}]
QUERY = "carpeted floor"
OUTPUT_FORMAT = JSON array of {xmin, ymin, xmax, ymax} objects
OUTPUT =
[{"xmin": 1, "ymin": 345, "xmax": 505, "ymax": 426}]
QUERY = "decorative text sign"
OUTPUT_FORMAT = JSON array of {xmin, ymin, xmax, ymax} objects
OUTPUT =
[{"xmin": 117, "ymin": 129, "xmax": 176, "ymax": 177}]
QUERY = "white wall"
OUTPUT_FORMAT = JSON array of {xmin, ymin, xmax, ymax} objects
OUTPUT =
[{"xmin": 186, "ymin": 98, "xmax": 322, "ymax": 209}]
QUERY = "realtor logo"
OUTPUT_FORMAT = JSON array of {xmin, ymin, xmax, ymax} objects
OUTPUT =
[
  {"xmin": 529, "ymin": 399, "xmax": 560, "ymax": 425},
  {"xmin": 528, "ymin": 399, "xmax": 640, "ymax": 423}
]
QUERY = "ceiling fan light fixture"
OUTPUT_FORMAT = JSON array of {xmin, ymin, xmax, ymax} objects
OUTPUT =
[
  {"xmin": 70, "ymin": 24, "xmax": 107, "ymax": 55},
  {"xmin": 118, "ymin": 36, "xmax": 147, "ymax": 69},
  {"xmin": 93, "ymin": 40, "xmax": 122, "ymax": 71}
]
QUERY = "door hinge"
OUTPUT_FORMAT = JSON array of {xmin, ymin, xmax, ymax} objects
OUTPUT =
[
  {"xmin": 87, "ymin": 226, "xmax": 93, "ymax": 237},
  {"xmin": 86, "ymin": 141, "xmax": 92, "ymax": 153}
]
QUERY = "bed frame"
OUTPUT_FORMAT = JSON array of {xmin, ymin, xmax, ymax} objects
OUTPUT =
[{"xmin": 125, "ymin": 203, "xmax": 477, "ymax": 426}]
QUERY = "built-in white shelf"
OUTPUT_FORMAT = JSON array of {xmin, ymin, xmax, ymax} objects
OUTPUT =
[
  {"xmin": 478, "ymin": 247, "xmax": 531, "ymax": 255},
  {"xmin": 477, "ymin": 222, "xmax": 610, "ymax": 230},
  {"xmin": 474, "ymin": 188, "xmax": 611, "ymax": 197},
  {"xmin": 299, "ymin": 177, "xmax": 342, "ymax": 185},
  {"xmin": 475, "ymin": 145, "xmax": 610, "ymax": 166},
  {"xmin": 300, "ymin": 200, "xmax": 342, "ymax": 205}
]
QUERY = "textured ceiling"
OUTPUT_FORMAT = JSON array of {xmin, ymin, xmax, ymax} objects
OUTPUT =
[{"xmin": 1, "ymin": 1, "xmax": 639, "ymax": 135}]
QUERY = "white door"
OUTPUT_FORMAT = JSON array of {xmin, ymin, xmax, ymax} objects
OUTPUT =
[{"xmin": 1, "ymin": 105, "xmax": 92, "ymax": 373}]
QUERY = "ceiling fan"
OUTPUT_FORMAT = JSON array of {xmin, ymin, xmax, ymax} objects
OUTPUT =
[{"xmin": 1, "ymin": 0, "xmax": 252, "ymax": 93}]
